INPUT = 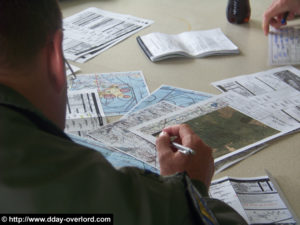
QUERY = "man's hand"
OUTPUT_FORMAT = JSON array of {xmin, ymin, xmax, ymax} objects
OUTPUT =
[
  {"xmin": 263, "ymin": 0, "xmax": 300, "ymax": 35},
  {"xmin": 156, "ymin": 124, "xmax": 214, "ymax": 188}
]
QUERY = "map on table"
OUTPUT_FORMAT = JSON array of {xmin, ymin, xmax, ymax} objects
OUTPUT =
[
  {"xmin": 69, "ymin": 134, "xmax": 159, "ymax": 173},
  {"xmin": 183, "ymin": 106, "xmax": 279, "ymax": 159},
  {"xmin": 68, "ymin": 71, "xmax": 149, "ymax": 116},
  {"xmin": 125, "ymin": 85, "xmax": 213, "ymax": 115},
  {"xmin": 130, "ymin": 92, "xmax": 281, "ymax": 162}
]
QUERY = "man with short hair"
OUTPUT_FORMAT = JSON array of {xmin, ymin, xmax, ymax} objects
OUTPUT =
[{"xmin": 0, "ymin": 1, "xmax": 246, "ymax": 224}]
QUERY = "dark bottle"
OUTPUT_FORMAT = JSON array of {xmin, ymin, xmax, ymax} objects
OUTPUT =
[{"xmin": 226, "ymin": 0, "xmax": 251, "ymax": 24}]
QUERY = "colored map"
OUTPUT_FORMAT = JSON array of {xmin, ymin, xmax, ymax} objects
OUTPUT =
[
  {"xmin": 69, "ymin": 134, "xmax": 158, "ymax": 173},
  {"xmin": 185, "ymin": 106, "xmax": 280, "ymax": 158},
  {"xmin": 126, "ymin": 85, "xmax": 212, "ymax": 114},
  {"xmin": 130, "ymin": 93, "xmax": 282, "ymax": 166},
  {"xmin": 88, "ymin": 101, "xmax": 181, "ymax": 168},
  {"xmin": 68, "ymin": 71, "xmax": 149, "ymax": 116}
]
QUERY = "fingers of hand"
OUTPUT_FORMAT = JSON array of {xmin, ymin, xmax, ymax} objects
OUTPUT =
[
  {"xmin": 263, "ymin": 0, "xmax": 289, "ymax": 34},
  {"xmin": 162, "ymin": 124, "xmax": 181, "ymax": 137},
  {"xmin": 162, "ymin": 124, "xmax": 212, "ymax": 157},
  {"xmin": 156, "ymin": 131, "xmax": 171, "ymax": 154}
]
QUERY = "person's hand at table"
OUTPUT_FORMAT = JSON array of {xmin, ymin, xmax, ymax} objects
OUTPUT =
[
  {"xmin": 263, "ymin": 0, "xmax": 300, "ymax": 35},
  {"xmin": 156, "ymin": 124, "xmax": 214, "ymax": 188}
]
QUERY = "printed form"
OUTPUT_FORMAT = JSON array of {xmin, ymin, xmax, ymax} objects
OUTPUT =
[
  {"xmin": 65, "ymin": 89, "xmax": 107, "ymax": 137},
  {"xmin": 212, "ymin": 66, "xmax": 300, "ymax": 126},
  {"xmin": 269, "ymin": 26, "xmax": 300, "ymax": 65},
  {"xmin": 210, "ymin": 176, "xmax": 297, "ymax": 224},
  {"xmin": 63, "ymin": 7, "xmax": 153, "ymax": 63}
]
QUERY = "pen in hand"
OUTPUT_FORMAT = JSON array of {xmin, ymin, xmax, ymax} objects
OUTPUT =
[
  {"xmin": 159, "ymin": 132, "xmax": 196, "ymax": 155},
  {"xmin": 172, "ymin": 142, "xmax": 195, "ymax": 155},
  {"xmin": 281, "ymin": 12, "xmax": 289, "ymax": 25}
]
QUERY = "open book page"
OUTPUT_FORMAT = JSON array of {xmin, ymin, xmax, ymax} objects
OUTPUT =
[
  {"xmin": 178, "ymin": 28, "xmax": 239, "ymax": 56},
  {"xmin": 137, "ymin": 28, "xmax": 239, "ymax": 61}
]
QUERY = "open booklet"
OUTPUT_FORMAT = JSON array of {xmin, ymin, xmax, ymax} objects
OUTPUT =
[
  {"xmin": 137, "ymin": 28, "xmax": 239, "ymax": 62},
  {"xmin": 209, "ymin": 174, "xmax": 298, "ymax": 224}
]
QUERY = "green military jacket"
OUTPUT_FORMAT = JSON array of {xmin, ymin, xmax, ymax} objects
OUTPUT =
[{"xmin": 0, "ymin": 84, "xmax": 247, "ymax": 225}]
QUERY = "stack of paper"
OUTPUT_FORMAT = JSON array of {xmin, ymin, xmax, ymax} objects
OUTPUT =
[{"xmin": 63, "ymin": 7, "xmax": 153, "ymax": 63}]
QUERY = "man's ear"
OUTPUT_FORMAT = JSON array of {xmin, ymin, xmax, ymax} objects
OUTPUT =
[{"xmin": 46, "ymin": 29, "xmax": 66, "ymax": 93}]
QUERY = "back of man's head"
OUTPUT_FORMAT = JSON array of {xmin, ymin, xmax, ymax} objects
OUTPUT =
[{"xmin": 0, "ymin": 0, "xmax": 62, "ymax": 69}]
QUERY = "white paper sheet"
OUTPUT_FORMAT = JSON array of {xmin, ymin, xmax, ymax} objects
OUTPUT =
[
  {"xmin": 210, "ymin": 176, "xmax": 297, "ymax": 224},
  {"xmin": 65, "ymin": 89, "xmax": 107, "ymax": 135},
  {"xmin": 269, "ymin": 26, "xmax": 300, "ymax": 65},
  {"xmin": 63, "ymin": 7, "xmax": 153, "ymax": 63}
]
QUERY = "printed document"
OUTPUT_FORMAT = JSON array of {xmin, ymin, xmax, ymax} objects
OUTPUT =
[
  {"xmin": 212, "ymin": 66, "xmax": 300, "ymax": 97},
  {"xmin": 65, "ymin": 89, "xmax": 107, "ymax": 136},
  {"xmin": 212, "ymin": 66, "xmax": 300, "ymax": 127},
  {"xmin": 210, "ymin": 176, "xmax": 297, "ymax": 224},
  {"xmin": 63, "ymin": 7, "xmax": 153, "ymax": 63},
  {"xmin": 269, "ymin": 26, "xmax": 300, "ymax": 65}
]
